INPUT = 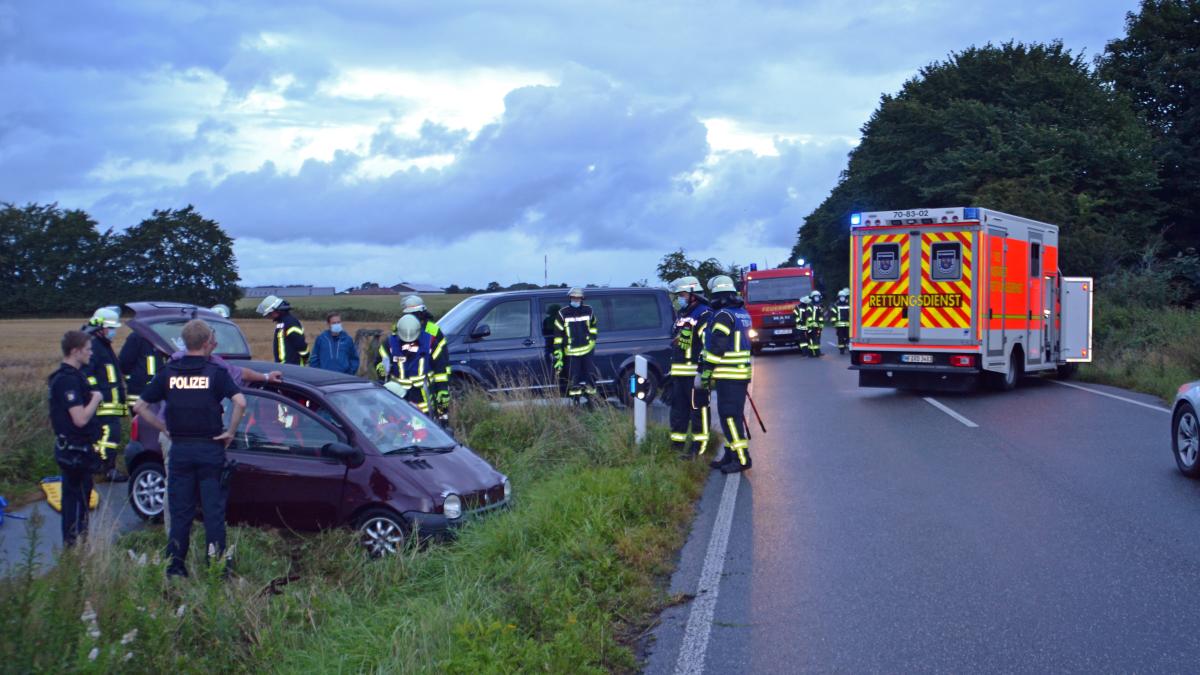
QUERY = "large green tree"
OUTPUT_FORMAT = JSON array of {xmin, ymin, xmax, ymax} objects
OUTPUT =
[
  {"xmin": 114, "ymin": 206, "xmax": 242, "ymax": 307},
  {"xmin": 0, "ymin": 203, "xmax": 117, "ymax": 315},
  {"xmin": 793, "ymin": 42, "xmax": 1160, "ymax": 291},
  {"xmin": 1098, "ymin": 0, "xmax": 1200, "ymax": 252}
]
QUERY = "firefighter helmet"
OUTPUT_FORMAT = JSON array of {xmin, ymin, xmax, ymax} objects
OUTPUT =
[
  {"xmin": 838, "ymin": 287, "xmax": 850, "ymax": 300},
  {"xmin": 707, "ymin": 275, "xmax": 736, "ymax": 294},
  {"xmin": 799, "ymin": 294, "xmax": 811, "ymax": 305},
  {"xmin": 256, "ymin": 295, "xmax": 286, "ymax": 316},
  {"xmin": 811, "ymin": 290, "xmax": 823, "ymax": 303},
  {"xmin": 401, "ymin": 295, "xmax": 426, "ymax": 314},
  {"xmin": 210, "ymin": 304, "xmax": 231, "ymax": 318},
  {"xmin": 568, "ymin": 287, "xmax": 585, "ymax": 299},
  {"xmin": 88, "ymin": 306, "xmax": 122, "ymax": 329},
  {"xmin": 669, "ymin": 276, "xmax": 703, "ymax": 294},
  {"xmin": 396, "ymin": 314, "xmax": 422, "ymax": 342}
]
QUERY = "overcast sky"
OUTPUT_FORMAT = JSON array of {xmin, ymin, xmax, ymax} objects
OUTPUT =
[{"xmin": 1, "ymin": 1, "xmax": 1137, "ymax": 289}]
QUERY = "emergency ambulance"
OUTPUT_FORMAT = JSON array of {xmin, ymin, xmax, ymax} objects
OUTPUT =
[{"xmin": 849, "ymin": 206, "xmax": 1092, "ymax": 391}]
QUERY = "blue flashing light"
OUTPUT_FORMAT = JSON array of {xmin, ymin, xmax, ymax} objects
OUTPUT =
[
  {"xmin": 963, "ymin": 207, "xmax": 980, "ymax": 220},
  {"xmin": 850, "ymin": 213, "xmax": 862, "ymax": 226},
  {"xmin": 749, "ymin": 263, "xmax": 758, "ymax": 271}
]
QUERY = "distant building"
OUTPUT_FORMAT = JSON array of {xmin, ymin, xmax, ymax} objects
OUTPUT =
[
  {"xmin": 243, "ymin": 286, "xmax": 336, "ymax": 298},
  {"xmin": 391, "ymin": 282, "xmax": 446, "ymax": 294},
  {"xmin": 345, "ymin": 287, "xmax": 399, "ymax": 296}
]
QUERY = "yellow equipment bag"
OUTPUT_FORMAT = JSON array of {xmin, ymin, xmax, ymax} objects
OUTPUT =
[{"xmin": 40, "ymin": 477, "xmax": 100, "ymax": 513}]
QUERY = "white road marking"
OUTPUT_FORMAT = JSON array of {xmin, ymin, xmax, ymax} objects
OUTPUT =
[
  {"xmin": 923, "ymin": 397, "xmax": 979, "ymax": 428},
  {"xmin": 1049, "ymin": 380, "xmax": 1171, "ymax": 414},
  {"xmin": 827, "ymin": 341, "xmax": 838, "ymax": 348},
  {"xmin": 674, "ymin": 473, "xmax": 741, "ymax": 675}
]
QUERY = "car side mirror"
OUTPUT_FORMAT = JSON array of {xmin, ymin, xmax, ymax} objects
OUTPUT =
[
  {"xmin": 321, "ymin": 441, "xmax": 364, "ymax": 468},
  {"xmin": 470, "ymin": 323, "xmax": 491, "ymax": 340}
]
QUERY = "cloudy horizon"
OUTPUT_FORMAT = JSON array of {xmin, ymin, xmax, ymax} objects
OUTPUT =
[{"xmin": 1, "ymin": 1, "xmax": 1137, "ymax": 290}]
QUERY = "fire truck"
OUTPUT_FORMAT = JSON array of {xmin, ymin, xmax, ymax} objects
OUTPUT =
[
  {"xmin": 742, "ymin": 265, "xmax": 814, "ymax": 354},
  {"xmin": 849, "ymin": 206, "xmax": 1093, "ymax": 391}
]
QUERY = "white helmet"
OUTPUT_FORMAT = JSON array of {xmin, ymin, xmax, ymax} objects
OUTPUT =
[
  {"xmin": 568, "ymin": 287, "xmax": 585, "ymax": 299},
  {"xmin": 669, "ymin": 276, "xmax": 703, "ymax": 294},
  {"xmin": 89, "ymin": 306, "xmax": 121, "ymax": 329},
  {"xmin": 210, "ymin": 304, "xmax": 231, "ymax": 318},
  {"xmin": 838, "ymin": 287, "xmax": 850, "ymax": 299},
  {"xmin": 707, "ymin": 275, "xmax": 736, "ymax": 294},
  {"xmin": 799, "ymin": 294, "xmax": 811, "ymax": 304},
  {"xmin": 396, "ymin": 314, "xmax": 422, "ymax": 342},
  {"xmin": 811, "ymin": 290, "xmax": 823, "ymax": 303},
  {"xmin": 256, "ymin": 295, "xmax": 285, "ymax": 316},
  {"xmin": 401, "ymin": 295, "xmax": 426, "ymax": 314}
]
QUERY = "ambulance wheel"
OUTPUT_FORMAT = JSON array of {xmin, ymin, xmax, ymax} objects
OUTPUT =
[
  {"xmin": 1173, "ymin": 402, "xmax": 1200, "ymax": 478},
  {"xmin": 1054, "ymin": 363, "xmax": 1078, "ymax": 380},
  {"xmin": 129, "ymin": 461, "xmax": 166, "ymax": 522},
  {"xmin": 1000, "ymin": 349, "xmax": 1023, "ymax": 390}
]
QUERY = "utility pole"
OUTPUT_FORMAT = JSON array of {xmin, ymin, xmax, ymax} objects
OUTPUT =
[{"xmin": 544, "ymin": 254, "xmax": 548, "ymax": 288}]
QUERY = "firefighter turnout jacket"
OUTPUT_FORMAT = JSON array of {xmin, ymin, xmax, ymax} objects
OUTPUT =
[
  {"xmin": 381, "ymin": 333, "xmax": 434, "ymax": 413},
  {"xmin": 832, "ymin": 300, "xmax": 850, "ymax": 327},
  {"xmin": 273, "ymin": 312, "xmax": 309, "ymax": 365},
  {"xmin": 670, "ymin": 299, "xmax": 712, "ymax": 377},
  {"xmin": 85, "ymin": 333, "xmax": 127, "ymax": 418},
  {"xmin": 119, "ymin": 332, "xmax": 163, "ymax": 403},
  {"xmin": 702, "ymin": 300, "xmax": 753, "ymax": 382},
  {"xmin": 554, "ymin": 304, "xmax": 598, "ymax": 357}
]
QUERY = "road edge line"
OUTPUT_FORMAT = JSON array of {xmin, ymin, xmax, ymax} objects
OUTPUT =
[
  {"xmin": 923, "ymin": 397, "xmax": 979, "ymax": 428},
  {"xmin": 673, "ymin": 472, "xmax": 741, "ymax": 675},
  {"xmin": 1048, "ymin": 380, "xmax": 1171, "ymax": 414}
]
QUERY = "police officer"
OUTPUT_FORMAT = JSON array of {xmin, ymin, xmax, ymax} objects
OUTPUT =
[
  {"xmin": 701, "ymin": 275, "xmax": 754, "ymax": 474},
  {"xmin": 553, "ymin": 288, "xmax": 599, "ymax": 405},
  {"xmin": 794, "ymin": 295, "xmax": 811, "ymax": 356},
  {"xmin": 668, "ymin": 276, "xmax": 712, "ymax": 458},
  {"xmin": 256, "ymin": 295, "xmax": 309, "ymax": 365},
  {"xmin": 401, "ymin": 295, "xmax": 451, "ymax": 419},
  {"xmin": 379, "ymin": 315, "xmax": 438, "ymax": 418},
  {"xmin": 807, "ymin": 290, "xmax": 824, "ymax": 357},
  {"xmin": 82, "ymin": 306, "xmax": 128, "ymax": 482},
  {"xmin": 132, "ymin": 319, "xmax": 246, "ymax": 578},
  {"xmin": 48, "ymin": 330, "xmax": 104, "ymax": 546},
  {"xmin": 832, "ymin": 288, "xmax": 851, "ymax": 354}
]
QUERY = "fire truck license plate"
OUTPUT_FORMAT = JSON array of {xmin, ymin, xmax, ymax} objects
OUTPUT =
[
  {"xmin": 901, "ymin": 354, "xmax": 933, "ymax": 364},
  {"xmin": 774, "ymin": 328, "xmax": 793, "ymax": 335}
]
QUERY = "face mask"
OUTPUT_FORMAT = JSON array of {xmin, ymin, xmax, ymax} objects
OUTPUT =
[
  {"xmin": 105, "ymin": 328, "xmax": 117, "ymax": 341},
  {"xmin": 570, "ymin": 300, "xmax": 582, "ymax": 308},
  {"xmin": 674, "ymin": 296, "xmax": 688, "ymax": 310},
  {"xmin": 331, "ymin": 323, "xmax": 343, "ymax": 334}
]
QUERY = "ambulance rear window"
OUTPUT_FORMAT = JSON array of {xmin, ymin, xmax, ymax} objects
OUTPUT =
[
  {"xmin": 930, "ymin": 242, "xmax": 961, "ymax": 281},
  {"xmin": 871, "ymin": 244, "xmax": 901, "ymax": 281}
]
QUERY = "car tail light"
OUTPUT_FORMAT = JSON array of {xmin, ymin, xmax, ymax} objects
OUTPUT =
[{"xmin": 860, "ymin": 352, "xmax": 882, "ymax": 365}]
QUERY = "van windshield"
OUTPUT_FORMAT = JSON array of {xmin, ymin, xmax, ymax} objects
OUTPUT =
[
  {"xmin": 745, "ymin": 276, "xmax": 812, "ymax": 303},
  {"xmin": 437, "ymin": 295, "xmax": 489, "ymax": 336}
]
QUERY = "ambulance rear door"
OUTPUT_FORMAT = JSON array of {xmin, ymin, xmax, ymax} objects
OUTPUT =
[
  {"xmin": 855, "ymin": 230, "xmax": 912, "ymax": 343},
  {"xmin": 1060, "ymin": 277, "xmax": 1093, "ymax": 362},
  {"xmin": 914, "ymin": 227, "xmax": 977, "ymax": 345}
]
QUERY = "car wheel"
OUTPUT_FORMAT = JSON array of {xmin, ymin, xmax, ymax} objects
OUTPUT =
[
  {"xmin": 1174, "ymin": 403, "xmax": 1200, "ymax": 478},
  {"xmin": 357, "ymin": 508, "xmax": 408, "ymax": 557},
  {"xmin": 128, "ymin": 461, "xmax": 166, "ymax": 522}
]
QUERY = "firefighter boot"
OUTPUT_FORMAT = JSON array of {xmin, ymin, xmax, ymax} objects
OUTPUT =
[
  {"xmin": 721, "ymin": 452, "xmax": 752, "ymax": 474},
  {"xmin": 709, "ymin": 448, "xmax": 734, "ymax": 470}
]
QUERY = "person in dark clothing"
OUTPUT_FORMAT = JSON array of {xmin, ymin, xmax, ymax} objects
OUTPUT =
[
  {"xmin": 119, "ymin": 331, "xmax": 164, "ymax": 404},
  {"xmin": 48, "ymin": 331, "xmax": 104, "ymax": 546},
  {"xmin": 309, "ymin": 312, "xmax": 360, "ymax": 375},
  {"xmin": 700, "ymin": 275, "xmax": 754, "ymax": 474},
  {"xmin": 256, "ymin": 295, "xmax": 308, "ymax": 365},
  {"xmin": 553, "ymin": 287, "xmax": 598, "ymax": 404},
  {"xmin": 667, "ymin": 276, "xmax": 712, "ymax": 459},
  {"xmin": 401, "ymin": 296, "xmax": 452, "ymax": 419},
  {"xmin": 133, "ymin": 319, "xmax": 246, "ymax": 578},
  {"xmin": 82, "ymin": 306, "xmax": 128, "ymax": 482}
]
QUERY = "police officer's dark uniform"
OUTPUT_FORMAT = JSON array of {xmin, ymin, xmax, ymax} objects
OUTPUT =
[
  {"xmin": 48, "ymin": 362, "xmax": 102, "ymax": 545},
  {"xmin": 119, "ymin": 331, "xmax": 164, "ymax": 405},
  {"xmin": 701, "ymin": 276, "xmax": 754, "ymax": 473},
  {"xmin": 139, "ymin": 354, "xmax": 240, "ymax": 576}
]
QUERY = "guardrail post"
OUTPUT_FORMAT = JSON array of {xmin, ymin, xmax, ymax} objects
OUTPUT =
[{"xmin": 634, "ymin": 355, "xmax": 648, "ymax": 444}]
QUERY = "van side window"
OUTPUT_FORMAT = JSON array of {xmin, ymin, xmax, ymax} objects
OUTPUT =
[
  {"xmin": 930, "ymin": 242, "xmax": 961, "ymax": 281},
  {"xmin": 590, "ymin": 298, "xmax": 616, "ymax": 332},
  {"xmin": 607, "ymin": 294, "xmax": 661, "ymax": 331},
  {"xmin": 1030, "ymin": 242, "xmax": 1041, "ymax": 278},
  {"xmin": 871, "ymin": 243, "xmax": 901, "ymax": 281},
  {"xmin": 477, "ymin": 300, "xmax": 531, "ymax": 340}
]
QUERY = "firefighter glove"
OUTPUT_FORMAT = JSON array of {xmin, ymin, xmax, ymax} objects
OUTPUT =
[
  {"xmin": 436, "ymin": 389, "xmax": 451, "ymax": 409},
  {"xmin": 699, "ymin": 369, "xmax": 714, "ymax": 390},
  {"xmin": 553, "ymin": 350, "xmax": 563, "ymax": 371}
]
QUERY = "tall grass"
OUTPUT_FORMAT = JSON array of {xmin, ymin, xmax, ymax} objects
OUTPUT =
[
  {"xmin": 1079, "ymin": 299, "xmax": 1200, "ymax": 402},
  {"xmin": 0, "ymin": 388, "xmax": 706, "ymax": 673}
]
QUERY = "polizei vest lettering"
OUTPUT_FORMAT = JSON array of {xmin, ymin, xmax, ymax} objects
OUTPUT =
[{"xmin": 169, "ymin": 376, "xmax": 211, "ymax": 390}]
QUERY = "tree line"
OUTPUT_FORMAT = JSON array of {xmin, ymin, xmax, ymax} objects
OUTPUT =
[
  {"xmin": 791, "ymin": 0, "xmax": 1200, "ymax": 306},
  {"xmin": 0, "ymin": 203, "xmax": 241, "ymax": 316}
]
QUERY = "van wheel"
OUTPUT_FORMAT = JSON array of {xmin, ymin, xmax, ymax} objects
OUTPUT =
[
  {"xmin": 357, "ymin": 508, "xmax": 408, "ymax": 557},
  {"xmin": 128, "ymin": 461, "xmax": 166, "ymax": 522},
  {"xmin": 618, "ymin": 366, "xmax": 659, "ymax": 406}
]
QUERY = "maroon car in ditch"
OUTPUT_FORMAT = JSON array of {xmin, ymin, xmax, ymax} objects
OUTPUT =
[{"xmin": 121, "ymin": 302, "xmax": 511, "ymax": 555}]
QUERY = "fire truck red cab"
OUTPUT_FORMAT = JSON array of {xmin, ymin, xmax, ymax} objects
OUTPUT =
[{"xmin": 741, "ymin": 266, "xmax": 814, "ymax": 354}]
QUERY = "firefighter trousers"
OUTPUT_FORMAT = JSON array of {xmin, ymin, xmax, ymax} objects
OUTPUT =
[
  {"xmin": 807, "ymin": 326, "xmax": 822, "ymax": 356},
  {"xmin": 669, "ymin": 376, "xmax": 710, "ymax": 454},
  {"xmin": 836, "ymin": 326, "xmax": 849, "ymax": 348},
  {"xmin": 715, "ymin": 379, "xmax": 750, "ymax": 467},
  {"xmin": 95, "ymin": 417, "xmax": 122, "ymax": 473},
  {"xmin": 566, "ymin": 353, "xmax": 597, "ymax": 399}
]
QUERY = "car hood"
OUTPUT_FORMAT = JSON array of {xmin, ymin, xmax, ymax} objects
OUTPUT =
[{"xmin": 380, "ymin": 443, "xmax": 505, "ymax": 498}]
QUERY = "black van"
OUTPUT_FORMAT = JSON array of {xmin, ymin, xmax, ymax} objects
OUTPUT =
[{"xmin": 436, "ymin": 288, "xmax": 673, "ymax": 402}]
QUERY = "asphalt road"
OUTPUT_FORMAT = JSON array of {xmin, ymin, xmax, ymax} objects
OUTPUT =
[{"xmin": 645, "ymin": 343, "xmax": 1200, "ymax": 673}]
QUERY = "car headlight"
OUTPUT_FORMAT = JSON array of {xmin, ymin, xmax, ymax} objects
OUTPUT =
[
  {"xmin": 748, "ymin": 329, "xmax": 759, "ymax": 338},
  {"xmin": 443, "ymin": 494, "xmax": 462, "ymax": 520},
  {"xmin": 503, "ymin": 478, "xmax": 512, "ymax": 501}
]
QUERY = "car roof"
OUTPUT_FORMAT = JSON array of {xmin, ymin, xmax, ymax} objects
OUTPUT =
[{"xmin": 242, "ymin": 361, "xmax": 370, "ymax": 389}]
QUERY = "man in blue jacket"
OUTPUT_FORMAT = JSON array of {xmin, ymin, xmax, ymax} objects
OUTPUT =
[{"xmin": 309, "ymin": 312, "xmax": 360, "ymax": 375}]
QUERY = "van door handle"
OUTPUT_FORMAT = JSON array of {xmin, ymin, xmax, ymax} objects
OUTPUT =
[{"xmin": 523, "ymin": 339, "xmax": 534, "ymax": 347}]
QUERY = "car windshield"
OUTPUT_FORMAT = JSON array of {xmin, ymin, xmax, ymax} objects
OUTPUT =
[
  {"xmin": 329, "ymin": 386, "xmax": 456, "ymax": 453},
  {"xmin": 436, "ymin": 295, "xmax": 489, "ymax": 336},
  {"xmin": 746, "ymin": 276, "xmax": 813, "ymax": 303},
  {"xmin": 147, "ymin": 319, "xmax": 250, "ymax": 356}
]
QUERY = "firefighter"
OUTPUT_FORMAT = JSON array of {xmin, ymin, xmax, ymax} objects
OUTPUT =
[
  {"xmin": 794, "ymin": 294, "xmax": 811, "ymax": 356},
  {"xmin": 553, "ymin": 287, "xmax": 598, "ymax": 405},
  {"xmin": 701, "ymin": 275, "xmax": 754, "ymax": 474},
  {"xmin": 379, "ymin": 315, "xmax": 436, "ymax": 416},
  {"xmin": 807, "ymin": 290, "xmax": 824, "ymax": 357},
  {"xmin": 832, "ymin": 288, "xmax": 851, "ymax": 354},
  {"xmin": 256, "ymin": 295, "xmax": 309, "ymax": 365},
  {"xmin": 668, "ymin": 276, "xmax": 712, "ymax": 459},
  {"xmin": 82, "ymin": 306, "xmax": 128, "ymax": 482},
  {"xmin": 119, "ymin": 329, "xmax": 163, "ymax": 407},
  {"xmin": 401, "ymin": 295, "xmax": 451, "ymax": 420}
]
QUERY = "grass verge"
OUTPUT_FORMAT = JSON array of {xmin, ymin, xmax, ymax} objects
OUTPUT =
[
  {"xmin": 1078, "ymin": 300, "xmax": 1200, "ymax": 403},
  {"xmin": 0, "ymin": 391, "xmax": 707, "ymax": 672}
]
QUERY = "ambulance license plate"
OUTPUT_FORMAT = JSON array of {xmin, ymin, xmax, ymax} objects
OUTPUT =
[
  {"xmin": 901, "ymin": 354, "xmax": 933, "ymax": 364},
  {"xmin": 774, "ymin": 328, "xmax": 793, "ymax": 335}
]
